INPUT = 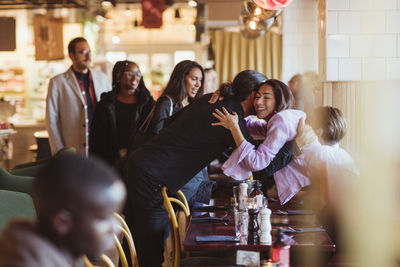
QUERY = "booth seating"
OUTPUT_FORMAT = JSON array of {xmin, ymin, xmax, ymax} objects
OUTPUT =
[{"xmin": 0, "ymin": 189, "xmax": 36, "ymax": 232}]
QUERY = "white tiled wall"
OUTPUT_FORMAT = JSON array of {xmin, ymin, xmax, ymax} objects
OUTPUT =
[
  {"xmin": 326, "ymin": 0, "xmax": 400, "ymax": 81},
  {"xmin": 281, "ymin": 0, "xmax": 318, "ymax": 83}
]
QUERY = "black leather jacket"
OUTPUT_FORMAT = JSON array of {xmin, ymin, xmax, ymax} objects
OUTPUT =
[{"xmin": 89, "ymin": 90, "xmax": 154, "ymax": 165}]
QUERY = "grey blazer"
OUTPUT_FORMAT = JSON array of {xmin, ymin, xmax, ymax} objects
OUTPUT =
[{"xmin": 45, "ymin": 67, "xmax": 111, "ymax": 156}]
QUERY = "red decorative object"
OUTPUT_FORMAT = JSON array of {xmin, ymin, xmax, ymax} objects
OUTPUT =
[
  {"xmin": 253, "ymin": 0, "xmax": 294, "ymax": 10},
  {"xmin": 142, "ymin": 0, "xmax": 164, "ymax": 28}
]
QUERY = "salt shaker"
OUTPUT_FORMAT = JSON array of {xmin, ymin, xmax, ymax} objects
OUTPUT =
[
  {"xmin": 259, "ymin": 207, "xmax": 272, "ymax": 244},
  {"xmin": 239, "ymin": 182, "xmax": 248, "ymax": 210}
]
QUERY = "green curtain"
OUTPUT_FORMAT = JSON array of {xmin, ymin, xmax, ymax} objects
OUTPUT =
[{"xmin": 211, "ymin": 30, "xmax": 282, "ymax": 83}]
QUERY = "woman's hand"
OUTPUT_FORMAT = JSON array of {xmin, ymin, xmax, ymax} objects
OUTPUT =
[
  {"xmin": 208, "ymin": 89, "xmax": 223, "ymax": 104},
  {"xmin": 211, "ymin": 107, "xmax": 239, "ymax": 130},
  {"xmin": 212, "ymin": 107, "xmax": 245, "ymax": 147}
]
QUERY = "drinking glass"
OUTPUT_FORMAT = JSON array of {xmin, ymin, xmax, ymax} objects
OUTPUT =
[
  {"xmin": 234, "ymin": 209, "xmax": 249, "ymax": 238},
  {"xmin": 232, "ymin": 186, "xmax": 239, "ymax": 208}
]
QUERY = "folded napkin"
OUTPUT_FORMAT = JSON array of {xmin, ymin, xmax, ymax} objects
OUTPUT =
[
  {"xmin": 192, "ymin": 205, "xmax": 228, "ymax": 212},
  {"xmin": 195, "ymin": 235, "xmax": 239, "ymax": 242},
  {"xmin": 281, "ymin": 227, "xmax": 326, "ymax": 233},
  {"xmin": 276, "ymin": 210, "xmax": 314, "ymax": 215},
  {"xmin": 191, "ymin": 216, "xmax": 229, "ymax": 223}
]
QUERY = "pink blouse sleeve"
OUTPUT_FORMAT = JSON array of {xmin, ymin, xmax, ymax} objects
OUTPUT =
[
  {"xmin": 222, "ymin": 111, "xmax": 302, "ymax": 180},
  {"xmin": 245, "ymin": 116, "xmax": 268, "ymax": 138}
]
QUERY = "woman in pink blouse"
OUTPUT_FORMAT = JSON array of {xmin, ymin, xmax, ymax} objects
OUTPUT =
[{"xmin": 212, "ymin": 79, "xmax": 319, "ymax": 204}]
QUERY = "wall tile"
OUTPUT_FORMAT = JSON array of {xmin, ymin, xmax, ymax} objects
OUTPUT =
[
  {"xmin": 362, "ymin": 58, "xmax": 386, "ymax": 80},
  {"xmin": 361, "ymin": 11, "xmax": 386, "ymax": 34},
  {"xmin": 327, "ymin": 12, "xmax": 338, "ymax": 34},
  {"xmin": 327, "ymin": 35, "xmax": 350, "ymax": 57},
  {"xmin": 284, "ymin": 19, "xmax": 299, "ymax": 33},
  {"xmin": 398, "ymin": 34, "xmax": 400, "ymax": 56},
  {"xmin": 338, "ymin": 11, "xmax": 361, "ymax": 34},
  {"xmin": 327, "ymin": 0, "xmax": 349, "ymax": 11},
  {"xmin": 371, "ymin": 35, "xmax": 397, "ymax": 57},
  {"xmin": 349, "ymin": 0, "xmax": 372, "ymax": 10},
  {"xmin": 350, "ymin": 35, "xmax": 372, "ymax": 57},
  {"xmin": 371, "ymin": 0, "xmax": 397, "ymax": 10},
  {"xmin": 386, "ymin": 58, "xmax": 400, "ymax": 79},
  {"xmin": 327, "ymin": 58, "xmax": 339, "ymax": 80},
  {"xmin": 386, "ymin": 11, "xmax": 400, "ymax": 33},
  {"xmin": 339, "ymin": 58, "xmax": 362, "ymax": 80},
  {"xmin": 283, "ymin": 45, "xmax": 299, "ymax": 58}
]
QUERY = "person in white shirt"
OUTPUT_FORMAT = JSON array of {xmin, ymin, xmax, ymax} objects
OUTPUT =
[{"xmin": 306, "ymin": 106, "xmax": 359, "ymax": 248}]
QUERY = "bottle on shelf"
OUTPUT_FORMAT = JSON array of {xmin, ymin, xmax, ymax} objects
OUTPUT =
[{"xmin": 271, "ymin": 228, "xmax": 290, "ymax": 267}]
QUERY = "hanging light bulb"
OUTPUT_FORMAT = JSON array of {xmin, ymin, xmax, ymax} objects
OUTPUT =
[
  {"xmin": 188, "ymin": 0, "xmax": 197, "ymax": 7},
  {"xmin": 239, "ymin": 13, "xmax": 267, "ymax": 39},
  {"xmin": 249, "ymin": 20, "xmax": 257, "ymax": 30},
  {"xmin": 244, "ymin": 0, "xmax": 280, "ymax": 20},
  {"xmin": 112, "ymin": 35, "xmax": 120, "ymax": 44},
  {"xmin": 101, "ymin": 0, "xmax": 112, "ymax": 8}
]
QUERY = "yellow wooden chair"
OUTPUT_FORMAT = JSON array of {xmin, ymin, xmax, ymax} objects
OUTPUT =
[
  {"xmin": 162, "ymin": 186, "xmax": 236, "ymax": 267},
  {"xmin": 161, "ymin": 186, "xmax": 191, "ymax": 267},
  {"xmin": 84, "ymin": 254, "xmax": 115, "ymax": 267},
  {"xmin": 113, "ymin": 212, "xmax": 139, "ymax": 267},
  {"xmin": 84, "ymin": 213, "xmax": 138, "ymax": 267}
]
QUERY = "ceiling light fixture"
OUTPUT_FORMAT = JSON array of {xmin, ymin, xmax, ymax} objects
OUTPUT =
[
  {"xmin": 188, "ymin": 0, "xmax": 197, "ymax": 7},
  {"xmin": 112, "ymin": 35, "xmax": 120, "ymax": 44},
  {"xmin": 101, "ymin": 1, "xmax": 112, "ymax": 8}
]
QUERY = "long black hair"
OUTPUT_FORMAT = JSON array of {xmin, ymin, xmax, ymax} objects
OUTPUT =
[
  {"xmin": 219, "ymin": 70, "xmax": 267, "ymax": 102},
  {"xmin": 162, "ymin": 60, "xmax": 204, "ymax": 103},
  {"xmin": 111, "ymin": 60, "xmax": 152, "ymax": 102}
]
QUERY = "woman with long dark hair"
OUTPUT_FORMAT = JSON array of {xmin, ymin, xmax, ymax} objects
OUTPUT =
[
  {"xmin": 146, "ymin": 60, "xmax": 204, "ymax": 135},
  {"xmin": 89, "ymin": 60, "xmax": 154, "ymax": 165}
]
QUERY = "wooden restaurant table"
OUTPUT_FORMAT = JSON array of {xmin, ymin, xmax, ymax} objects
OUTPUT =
[{"xmin": 183, "ymin": 197, "xmax": 336, "ymax": 266}]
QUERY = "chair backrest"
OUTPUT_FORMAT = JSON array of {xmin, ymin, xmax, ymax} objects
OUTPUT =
[
  {"xmin": 84, "ymin": 254, "xmax": 115, "ymax": 267},
  {"xmin": 10, "ymin": 146, "xmax": 77, "ymax": 177},
  {"xmin": 0, "ymin": 189, "xmax": 36, "ymax": 232},
  {"xmin": 161, "ymin": 186, "xmax": 190, "ymax": 267},
  {"xmin": 0, "ymin": 167, "xmax": 34, "ymax": 194},
  {"xmin": 84, "ymin": 213, "xmax": 138, "ymax": 267},
  {"xmin": 113, "ymin": 212, "xmax": 139, "ymax": 267}
]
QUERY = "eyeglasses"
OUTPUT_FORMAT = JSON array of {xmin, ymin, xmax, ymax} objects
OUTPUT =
[
  {"xmin": 124, "ymin": 71, "xmax": 142, "ymax": 79},
  {"xmin": 78, "ymin": 50, "xmax": 91, "ymax": 55}
]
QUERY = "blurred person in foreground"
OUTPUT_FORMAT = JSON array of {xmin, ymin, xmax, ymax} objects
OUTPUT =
[
  {"xmin": 288, "ymin": 73, "xmax": 315, "ymax": 117},
  {"xmin": 308, "ymin": 106, "xmax": 359, "ymax": 248},
  {"xmin": 0, "ymin": 153, "xmax": 126, "ymax": 267}
]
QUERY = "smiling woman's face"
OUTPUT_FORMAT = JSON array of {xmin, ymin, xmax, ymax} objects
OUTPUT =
[
  {"xmin": 184, "ymin": 67, "xmax": 202, "ymax": 99},
  {"xmin": 253, "ymin": 84, "xmax": 277, "ymax": 121},
  {"xmin": 120, "ymin": 63, "xmax": 141, "ymax": 93}
]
